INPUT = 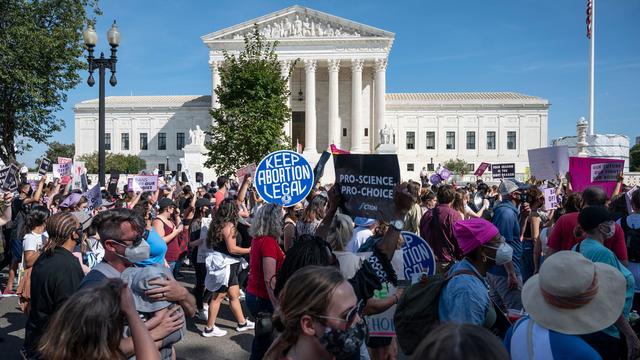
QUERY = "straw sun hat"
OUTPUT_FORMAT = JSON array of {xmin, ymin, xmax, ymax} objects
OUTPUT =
[{"xmin": 522, "ymin": 250, "xmax": 626, "ymax": 335}]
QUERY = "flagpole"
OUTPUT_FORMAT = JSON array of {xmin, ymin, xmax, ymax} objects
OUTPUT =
[{"xmin": 588, "ymin": 0, "xmax": 595, "ymax": 136}]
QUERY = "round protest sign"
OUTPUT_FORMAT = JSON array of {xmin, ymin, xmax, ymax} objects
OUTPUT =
[
  {"xmin": 254, "ymin": 150, "xmax": 314, "ymax": 207},
  {"xmin": 401, "ymin": 231, "xmax": 436, "ymax": 283}
]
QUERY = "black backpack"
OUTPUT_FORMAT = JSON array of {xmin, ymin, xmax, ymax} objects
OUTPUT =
[{"xmin": 621, "ymin": 216, "xmax": 640, "ymax": 262}]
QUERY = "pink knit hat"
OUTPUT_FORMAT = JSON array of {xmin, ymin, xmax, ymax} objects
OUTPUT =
[{"xmin": 453, "ymin": 218, "xmax": 499, "ymax": 255}]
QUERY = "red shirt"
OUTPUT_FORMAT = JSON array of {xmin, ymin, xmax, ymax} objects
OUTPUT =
[
  {"xmin": 214, "ymin": 191, "xmax": 225, "ymax": 209},
  {"xmin": 547, "ymin": 212, "xmax": 628, "ymax": 261},
  {"xmin": 247, "ymin": 236, "xmax": 285, "ymax": 300}
]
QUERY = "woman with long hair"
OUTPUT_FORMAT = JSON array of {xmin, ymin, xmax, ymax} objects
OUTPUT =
[
  {"xmin": 520, "ymin": 187, "xmax": 545, "ymax": 282},
  {"xmin": 133, "ymin": 199, "xmax": 167, "ymax": 267},
  {"xmin": 38, "ymin": 278, "xmax": 159, "ymax": 360},
  {"xmin": 202, "ymin": 198, "xmax": 252, "ymax": 338},
  {"xmin": 153, "ymin": 198, "xmax": 184, "ymax": 272},
  {"xmin": 188, "ymin": 197, "xmax": 214, "ymax": 320},
  {"xmin": 23, "ymin": 212, "xmax": 85, "ymax": 358},
  {"xmin": 264, "ymin": 266, "xmax": 367, "ymax": 360},
  {"xmin": 283, "ymin": 203, "xmax": 302, "ymax": 251},
  {"xmin": 246, "ymin": 203, "xmax": 285, "ymax": 360},
  {"xmin": 295, "ymin": 194, "xmax": 327, "ymax": 237}
]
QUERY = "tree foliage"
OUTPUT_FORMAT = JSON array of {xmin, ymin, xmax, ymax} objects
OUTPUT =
[
  {"xmin": 77, "ymin": 152, "xmax": 146, "ymax": 174},
  {"xmin": 204, "ymin": 26, "xmax": 292, "ymax": 176},
  {"xmin": 443, "ymin": 158, "xmax": 469, "ymax": 175},
  {"xmin": 43, "ymin": 142, "xmax": 75, "ymax": 162},
  {"xmin": 631, "ymin": 144, "xmax": 640, "ymax": 172},
  {"xmin": 0, "ymin": 0, "xmax": 100, "ymax": 164}
]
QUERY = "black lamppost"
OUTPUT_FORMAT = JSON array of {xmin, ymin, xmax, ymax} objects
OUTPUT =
[
  {"xmin": 83, "ymin": 21, "xmax": 120, "ymax": 187},
  {"xmin": 166, "ymin": 156, "xmax": 170, "ymax": 175}
]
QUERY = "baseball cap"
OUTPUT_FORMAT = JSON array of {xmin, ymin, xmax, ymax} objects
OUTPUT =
[
  {"xmin": 158, "ymin": 197, "xmax": 176, "ymax": 209},
  {"xmin": 498, "ymin": 180, "xmax": 519, "ymax": 196}
]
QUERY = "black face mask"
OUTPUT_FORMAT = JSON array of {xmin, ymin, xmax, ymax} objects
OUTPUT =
[
  {"xmin": 317, "ymin": 320, "xmax": 368, "ymax": 360},
  {"xmin": 74, "ymin": 227, "xmax": 84, "ymax": 245}
]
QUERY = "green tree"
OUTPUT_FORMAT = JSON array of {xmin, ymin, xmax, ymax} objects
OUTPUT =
[
  {"xmin": 78, "ymin": 152, "xmax": 146, "ymax": 174},
  {"xmin": 631, "ymin": 144, "xmax": 640, "ymax": 172},
  {"xmin": 443, "ymin": 158, "xmax": 469, "ymax": 176},
  {"xmin": 43, "ymin": 142, "xmax": 75, "ymax": 162},
  {"xmin": 204, "ymin": 26, "xmax": 292, "ymax": 176},
  {"xmin": 0, "ymin": 0, "xmax": 100, "ymax": 164}
]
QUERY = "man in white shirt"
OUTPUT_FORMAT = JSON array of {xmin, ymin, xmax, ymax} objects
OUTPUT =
[{"xmin": 346, "ymin": 217, "xmax": 378, "ymax": 253}]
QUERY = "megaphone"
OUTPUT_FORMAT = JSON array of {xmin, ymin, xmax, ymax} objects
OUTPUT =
[{"xmin": 471, "ymin": 190, "xmax": 485, "ymax": 212}]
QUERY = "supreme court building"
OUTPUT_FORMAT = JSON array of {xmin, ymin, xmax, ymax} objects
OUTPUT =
[{"xmin": 75, "ymin": 5, "xmax": 550, "ymax": 180}]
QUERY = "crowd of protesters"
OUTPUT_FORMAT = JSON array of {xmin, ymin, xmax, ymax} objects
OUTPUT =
[{"xmin": 1, "ymin": 164, "xmax": 640, "ymax": 360}]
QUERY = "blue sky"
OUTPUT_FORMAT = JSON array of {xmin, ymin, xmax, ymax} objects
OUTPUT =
[{"xmin": 19, "ymin": 0, "xmax": 640, "ymax": 166}]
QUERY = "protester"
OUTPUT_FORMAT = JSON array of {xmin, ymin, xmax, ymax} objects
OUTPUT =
[
  {"xmin": 420, "ymin": 184, "xmax": 462, "ymax": 273},
  {"xmin": 23, "ymin": 212, "xmax": 85, "ymax": 358},
  {"xmin": 505, "ymin": 251, "xmax": 624, "ymax": 360},
  {"xmin": 153, "ymin": 198, "xmax": 185, "ymax": 273},
  {"xmin": 534, "ymin": 207, "xmax": 564, "ymax": 273},
  {"xmin": 412, "ymin": 323, "xmax": 509, "ymax": 360},
  {"xmin": 419, "ymin": 189, "xmax": 437, "ymax": 214},
  {"xmin": 439, "ymin": 218, "xmax": 511, "ymax": 327},
  {"xmin": 573, "ymin": 206, "xmax": 640, "ymax": 359},
  {"xmin": 188, "ymin": 197, "xmax": 214, "ymax": 320},
  {"xmin": 16, "ymin": 205, "xmax": 49, "ymax": 313},
  {"xmin": 403, "ymin": 181, "xmax": 422, "ymax": 234},
  {"xmin": 488, "ymin": 179, "xmax": 525, "ymax": 311},
  {"xmin": 295, "ymin": 193, "xmax": 327, "ymax": 237},
  {"xmin": 283, "ymin": 202, "xmax": 302, "ymax": 251},
  {"xmin": 619, "ymin": 190, "xmax": 640, "ymax": 311},
  {"xmin": 346, "ymin": 217, "xmax": 377, "ymax": 253},
  {"xmin": 547, "ymin": 186, "xmax": 628, "ymax": 265},
  {"xmin": 214, "ymin": 176, "xmax": 229, "ymax": 207},
  {"xmin": 38, "ymin": 278, "xmax": 160, "ymax": 360},
  {"xmin": 327, "ymin": 214, "xmax": 362, "ymax": 279},
  {"xmin": 520, "ymin": 186, "xmax": 544, "ymax": 283},
  {"xmin": 133, "ymin": 200, "xmax": 167, "ymax": 267},
  {"xmin": 202, "ymin": 198, "xmax": 253, "ymax": 337},
  {"xmin": 246, "ymin": 203, "xmax": 285, "ymax": 360}
]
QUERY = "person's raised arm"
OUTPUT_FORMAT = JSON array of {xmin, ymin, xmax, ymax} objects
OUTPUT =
[
  {"xmin": 375, "ymin": 183, "xmax": 414, "ymax": 260},
  {"xmin": 153, "ymin": 218, "xmax": 182, "ymax": 244},
  {"xmin": 612, "ymin": 172, "xmax": 624, "ymax": 198},
  {"xmin": 237, "ymin": 174, "xmax": 252, "ymax": 205},
  {"xmin": 0, "ymin": 192, "xmax": 13, "ymax": 226},
  {"xmin": 315, "ymin": 186, "xmax": 340, "ymax": 240}
]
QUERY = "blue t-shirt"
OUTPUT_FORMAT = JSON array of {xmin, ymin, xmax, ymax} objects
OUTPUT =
[
  {"xmin": 505, "ymin": 317, "xmax": 602, "ymax": 360},
  {"xmin": 489, "ymin": 201, "xmax": 522, "ymax": 277},
  {"xmin": 136, "ymin": 228, "xmax": 167, "ymax": 267},
  {"xmin": 574, "ymin": 239, "xmax": 635, "ymax": 339},
  {"xmin": 438, "ymin": 258, "xmax": 490, "ymax": 325}
]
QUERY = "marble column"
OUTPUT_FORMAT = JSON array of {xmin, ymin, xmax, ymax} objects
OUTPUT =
[
  {"xmin": 328, "ymin": 59, "xmax": 341, "ymax": 148},
  {"xmin": 280, "ymin": 60, "xmax": 292, "ymax": 138},
  {"xmin": 350, "ymin": 59, "xmax": 365, "ymax": 153},
  {"xmin": 373, "ymin": 58, "xmax": 387, "ymax": 151},
  {"xmin": 209, "ymin": 60, "xmax": 221, "ymax": 109},
  {"xmin": 303, "ymin": 59, "xmax": 317, "ymax": 155}
]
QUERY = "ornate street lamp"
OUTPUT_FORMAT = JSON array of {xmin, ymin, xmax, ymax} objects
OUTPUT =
[{"xmin": 83, "ymin": 21, "xmax": 120, "ymax": 186}]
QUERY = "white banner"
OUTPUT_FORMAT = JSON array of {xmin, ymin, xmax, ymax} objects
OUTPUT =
[
  {"xmin": 542, "ymin": 187, "xmax": 559, "ymax": 210},
  {"xmin": 127, "ymin": 175, "xmax": 159, "ymax": 193},
  {"xmin": 528, "ymin": 146, "xmax": 569, "ymax": 180}
]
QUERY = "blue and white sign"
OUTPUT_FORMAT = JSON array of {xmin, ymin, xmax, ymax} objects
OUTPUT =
[
  {"xmin": 401, "ymin": 231, "xmax": 436, "ymax": 283},
  {"xmin": 255, "ymin": 150, "xmax": 314, "ymax": 206}
]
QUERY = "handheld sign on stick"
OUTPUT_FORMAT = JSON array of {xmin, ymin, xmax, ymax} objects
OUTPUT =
[{"xmin": 254, "ymin": 150, "xmax": 314, "ymax": 207}]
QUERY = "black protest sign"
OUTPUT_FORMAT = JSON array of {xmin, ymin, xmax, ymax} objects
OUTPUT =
[
  {"xmin": 38, "ymin": 158, "xmax": 52, "ymax": 176},
  {"xmin": 334, "ymin": 154, "xmax": 400, "ymax": 221},
  {"xmin": 195, "ymin": 172, "xmax": 203, "ymax": 183},
  {"xmin": 313, "ymin": 151, "xmax": 331, "ymax": 188},
  {"xmin": 491, "ymin": 163, "xmax": 516, "ymax": 179},
  {"xmin": 107, "ymin": 170, "xmax": 120, "ymax": 197},
  {"xmin": 1, "ymin": 164, "xmax": 20, "ymax": 192}
]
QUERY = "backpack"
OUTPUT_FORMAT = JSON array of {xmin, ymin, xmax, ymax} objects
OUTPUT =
[
  {"xmin": 621, "ymin": 216, "xmax": 640, "ymax": 262},
  {"xmin": 394, "ymin": 269, "xmax": 477, "ymax": 355}
]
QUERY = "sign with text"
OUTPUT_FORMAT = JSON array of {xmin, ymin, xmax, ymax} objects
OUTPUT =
[
  {"xmin": 127, "ymin": 175, "xmax": 159, "ymax": 193},
  {"xmin": 542, "ymin": 187, "xmax": 559, "ymax": 210},
  {"xmin": 1, "ymin": 164, "xmax": 19, "ymax": 192},
  {"xmin": 38, "ymin": 158, "xmax": 52, "ymax": 176},
  {"xmin": 236, "ymin": 163, "xmax": 256, "ymax": 184},
  {"xmin": 568, "ymin": 157, "xmax": 625, "ymax": 196},
  {"xmin": 255, "ymin": 150, "xmax": 314, "ymax": 207},
  {"xmin": 401, "ymin": 231, "xmax": 437, "ymax": 283},
  {"xmin": 53, "ymin": 162, "xmax": 72, "ymax": 177},
  {"xmin": 626, "ymin": 187, "xmax": 637, "ymax": 214},
  {"xmin": 491, "ymin": 163, "xmax": 516, "ymax": 179},
  {"xmin": 437, "ymin": 167, "xmax": 452, "ymax": 180},
  {"xmin": 474, "ymin": 162, "xmax": 490, "ymax": 177},
  {"xmin": 313, "ymin": 151, "xmax": 331, "ymax": 187},
  {"xmin": 528, "ymin": 146, "xmax": 569, "ymax": 181},
  {"xmin": 84, "ymin": 184, "xmax": 102, "ymax": 211},
  {"xmin": 334, "ymin": 154, "xmax": 400, "ymax": 221},
  {"xmin": 591, "ymin": 162, "xmax": 624, "ymax": 183},
  {"xmin": 107, "ymin": 170, "xmax": 120, "ymax": 197}
]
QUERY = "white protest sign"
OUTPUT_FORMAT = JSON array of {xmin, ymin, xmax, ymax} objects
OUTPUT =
[
  {"xmin": 72, "ymin": 161, "xmax": 86, "ymax": 190},
  {"xmin": 84, "ymin": 184, "xmax": 102, "ymax": 211},
  {"xmin": 528, "ymin": 146, "xmax": 569, "ymax": 180},
  {"xmin": 542, "ymin": 187, "xmax": 559, "ymax": 210},
  {"xmin": 127, "ymin": 175, "xmax": 159, "ymax": 193},
  {"xmin": 591, "ymin": 162, "xmax": 624, "ymax": 182},
  {"xmin": 179, "ymin": 158, "xmax": 198, "ymax": 190},
  {"xmin": 54, "ymin": 162, "xmax": 72, "ymax": 177}
]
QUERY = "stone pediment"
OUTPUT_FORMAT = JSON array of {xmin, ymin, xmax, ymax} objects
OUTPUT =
[{"xmin": 202, "ymin": 5, "xmax": 394, "ymax": 42}]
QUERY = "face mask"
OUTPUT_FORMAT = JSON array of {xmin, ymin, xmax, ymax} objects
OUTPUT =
[
  {"xmin": 317, "ymin": 320, "xmax": 368, "ymax": 360},
  {"xmin": 112, "ymin": 238, "xmax": 151, "ymax": 264},
  {"xmin": 483, "ymin": 243, "xmax": 514, "ymax": 266}
]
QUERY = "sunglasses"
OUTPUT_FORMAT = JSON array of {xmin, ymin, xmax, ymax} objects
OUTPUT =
[
  {"xmin": 110, "ymin": 229, "xmax": 148, "ymax": 247},
  {"xmin": 315, "ymin": 299, "xmax": 364, "ymax": 327}
]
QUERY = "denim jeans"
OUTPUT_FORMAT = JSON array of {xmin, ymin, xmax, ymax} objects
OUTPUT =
[
  {"xmin": 521, "ymin": 240, "xmax": 535, "ymax": 284},
  {"xmin": 246, "ymin": 292, "xmax": 274, "ymax": 360}
]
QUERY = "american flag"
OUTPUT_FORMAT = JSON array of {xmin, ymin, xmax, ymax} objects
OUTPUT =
[{"xmin": 586, "ymin": 0, "xmax": 593, "ymax": 39}]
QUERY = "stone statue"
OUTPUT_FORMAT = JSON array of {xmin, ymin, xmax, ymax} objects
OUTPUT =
[
  {"xmin": 294, "ymin": 15, "xmax": 303, "ymax": 36},
  {"xmin": 380, "ymin": 124, "xmax": 392, "ymax": 144},
  {"xmin": 189, "ymin": 125, "xmax": 206, "ymax": 146}
]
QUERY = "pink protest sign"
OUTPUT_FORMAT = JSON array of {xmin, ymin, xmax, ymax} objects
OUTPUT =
[
  {"xmin": 474, "ymin": 162, "xmax": 490, "ymax": 176},
  {"xmin": 568, "ymin": 157, "xmax": 624, "ymax": 196}
]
